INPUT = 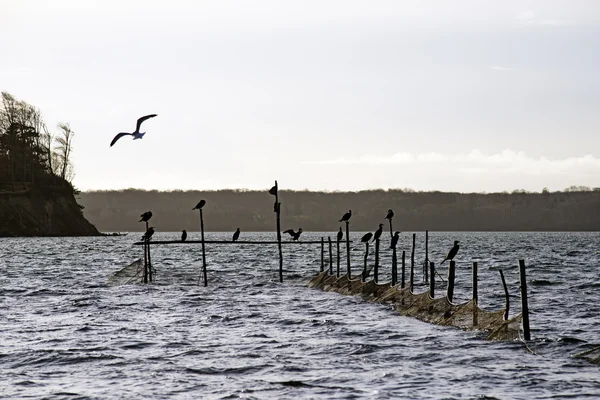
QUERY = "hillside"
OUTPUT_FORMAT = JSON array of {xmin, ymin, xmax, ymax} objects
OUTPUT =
[{"xmin": 78, "ymin": 189, "xmax": 600, "ymax": 232}]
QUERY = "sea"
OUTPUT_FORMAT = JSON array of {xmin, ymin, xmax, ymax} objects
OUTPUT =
[{"xmin": 1, "ymin": 231, "xmax": 599, "ymax": 399}]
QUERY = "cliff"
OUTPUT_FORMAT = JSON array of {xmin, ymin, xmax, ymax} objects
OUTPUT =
[
  {"xmin": 78, "ymin": 189, "xmax": 600, "ymax": 232},
  {"xmin": 0, "ymin": 182, "xmax": 100, "ymax": 237}
]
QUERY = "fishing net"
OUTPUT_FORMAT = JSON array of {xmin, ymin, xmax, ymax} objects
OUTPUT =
[
  {"xmin": 106, "ymin": 259, "xmax": 145, "ymax": 286},
  {"xmin": 574, "ymin": 346, "xmax": 600, "ymax": 364},
  {"xmin": 309, "ymin": 271, "xmax": 522, "ymax": 341}
]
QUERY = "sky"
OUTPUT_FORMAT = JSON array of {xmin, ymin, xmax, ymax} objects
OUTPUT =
[{"xmin": 1, "ymin": 0, "xmax": 599, "ymax": 193}]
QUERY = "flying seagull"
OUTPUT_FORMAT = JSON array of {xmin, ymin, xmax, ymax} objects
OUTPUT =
[
  {"xmin": 441, "ymin": 241, "xmax": 460, "ymax": 264},
  {"xmin": 193, "ymin": 200, "xmax": 206, "ymax": 210},
  {"xmin": 110, "ymin": 114, "xmax": 158, "ymax": 147}
]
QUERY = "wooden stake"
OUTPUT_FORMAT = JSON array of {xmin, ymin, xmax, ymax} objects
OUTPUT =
[
  {"xmin": 499, "ymin": 269, "xmax": 509, "ymax": 321},
  {"xmin": 391, "ymin": 247, "xmax": 397, "ymax": 286},
  {"xmin": 320, "ymin": 237, "xmax": 324, "ymax": 272},
  {"xmin": 328, "ymin": 236, "xmax": 333, "ymax": 275},
  {"xmin": 274, "ymin": 181, "xmax": 283, "ymax": 283},
  {"xmin": 410, "ymin": 233, "xmax": 416, "ymax": 292},
  {"xmin": 336, "ymin": 239, "xmax": 340, "ymax": 278},
  {"xmin": 519, "ymin": 259, "xmax": 531, "ymax": 341},
  {"xmin": 362, "ymin": 242, "xmax": 369, "ymax": 282},
  {"xmin": 447, "ymin": 260, "xmax": 456, "ymax": 303},
  {"xmin": 345, "ymin": 221, "xmax": 351, "ymax": 279},
  {"xmin": 374, "ymin": 238, "xmax": 380, "ymax": 283},
  {"xmin": 200, "ymin": 208, "xmax": 207, "ymax": 287},
  {"xmin": 424, "ymin": 230, "xmax": 429, "ymax": 283},
  {"xmin": 429, "ymin": 261, "xmax": 435, "ymax": 298},
  {"xmin": 401, "ymin": 250, "xmax": 406, "ymax": 289},
  {"xmin": 473, "ymin": 261, "xmax": 478, "ymax": 326}
]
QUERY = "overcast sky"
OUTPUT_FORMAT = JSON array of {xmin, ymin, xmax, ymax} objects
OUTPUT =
[{"xmin": 1, "ymin": 0, "xmax": 599, "ymax": 193}]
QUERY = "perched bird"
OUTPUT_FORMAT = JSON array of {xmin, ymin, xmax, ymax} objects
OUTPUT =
[
  {"xmin": 193, "ymin": 200, "xmax": 206, "ymax": 210},
  {"xmin": 339, "ymin": 210, "xmax": 352, "ymax": 222},
  {"xmin": 232, "ymin": 228, "xmax": 241, "ymax": 242},
  {"xmin": 361, "ymin": 232, "xmax": 373, "ymax": 243},
  {"xmin": 441, "ymin": 241, "xmax": 460, "ymax": 264},
  {"xmin": 269, "ymin": 184, "xmax": 277, "ymax": 196},
  {"xmin": 110, "ymin": 114, "xmax": 158, "ymax": 147},
  {"xmin": 139, "ymin": 211, "xmax": 152, "ymax": 222},
  {"xmin": 283, "ymin": 228, "xmax": 303, "ymax": 241},
  {"xmin": 181, "ymin": 230, "xmax": 187, "ymax": 242},
  {"xmin": 337, "ymin": 227, "xmax": 343, "ymax": 242},
  {"xmin": 390, "ymin": 231, "xmax": 400, "ymax": 249},
  {"xmin": 141, "ymin": 227, "xmax": 155, "ymax": 241},
  {"xmin": 385, "ymin": 209, "xmax": 394, "ymax": 220},
  {"xmin": 372, "ymin": 223, "xmax": 384, "ymax": 242}
]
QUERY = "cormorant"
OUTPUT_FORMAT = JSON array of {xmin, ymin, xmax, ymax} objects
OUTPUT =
[
  {"xmin": 337, "ymin": 227, "xmax": 343, "ymax": 242},
  {"xmin": 441, "ymin": 240, "xmax": 460, "ymax": 264},
  {"xmin": 181, "ymin": 230, "xmax": 187, "ymax": 242},
  {"xmin": 193, "ymin": 200, "xmax": 206, "ymax": 210},
  {"xmin": 139, "ymin": 211, "xmax": 152, "ymax": 222},
  {"xmin": 269, "ymin": 185, "xmax": 277, "ymax": 195},
  {"xmin": 283, "ymin": 228, "xmax": 303, "ymax": 241},
  {"xmin": 361, "ymin": 232, "xmax": 373, "ymax": 243},
  {"xmin": 390, "ymin": 231, "xmax": 400, "ymax": 249},
  {"xmin": 110, "ymin": 114, "xmax": 158, "ymax": 147},
  {"xmin": 141, "ymin": 226, "xmax": 155, "ymax": 241},
  {"xmin": 372, "ymin": 223, "xmax": 383, "ymax": 242},
  {"xmin": 385, "ymin": 209, "xmax": 394, "ymax": 220},
  {"xmin": 339, "ymin": 210, "xmax": 352, "ymax": 222},
  {"xmin": 232, "ymin": 228, "xmax": 240, "ymax": 242}
]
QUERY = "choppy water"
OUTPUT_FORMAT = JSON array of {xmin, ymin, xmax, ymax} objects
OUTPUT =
[{"xmin": 1, "ymin": 231, "xmax": 600, "ymax": 399}]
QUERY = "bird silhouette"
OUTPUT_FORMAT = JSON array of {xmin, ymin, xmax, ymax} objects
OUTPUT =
[
  {"xmin": 139, "ymin": 211, "xmax": 152, "ymax": 222},
  {"xmin": 181, "ymin": 230, "xmax": 187, "ymax": 242},
  {"xmin": 372, "ymin": 223, "xmax": 383, "ymax": 242},
  {"xmin": 441, "ymin": 241, "xmax": 460, "ymax": 264},
  {"xmin": 385, "ymin": 209, "xmax": 394, "ymax": 220},
  {"xmin": 361, "ymin": 232, "xmax": 373, "ymax": 243},
  {"xmin": 141, "ymin": 226, "xmax": 155, "ymax": 241},
  {"xmin": 110, "ymin": 114, "xmax": 157, "ymax": 147},
  {"xmin": 193, "ymin": 200, "xmax": 206, "ymax": 210},
  {"xmin": 390, "ymin": 231, "xmax": 400, "ymax": 249},
  {"xmin": 283, "ymin": 228, "xmax": 303, "ymax": 241},
  {"xmin": 232, "ymin": 228, "xmax": 240, "ymax": 242},
  {"xmin": 269, "ymin": 184, "xmax": 277, "ymax": 196},
  {"xmin": 337, "ymin": 227, "xmax": 343, "ymax": 242},
  {"xmin": 339, "ymin": 210, "xmax": 352, "ymax": 222}
]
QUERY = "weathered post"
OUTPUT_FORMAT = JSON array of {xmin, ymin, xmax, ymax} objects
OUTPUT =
[
  {"xmin": 362, "ymin": 242, "xmax": 369, "ymax": 282},
  {"xmin": 345, "ymin": 221, "xmax": 351, "ymax": 279},
  {"xmin": 320, "ymin": 237, "xmax": 324, "ymax": 272},
  {"xmin": 200, "ymin": 208, "xmax": 207, "ymax": 287},
  {"xmin": 328, "ymin": 236, "xmax": 333, "ymax": 275},
  {"xmin": 147, "ymin": 236, "xmax": 153, "ymax": 283},
  {"xmin": 473, "ymin": 261, "xmax": 478, "ymax": 326},
  {"xmin": 424, "ymin": 230, "xmax": 429, "ymax": 283},
  {"xmin": 429, "ymin": 261, "xmax": 435, "ymax": 298},
  {"xmin": 519, "ymin": 259, "xmax": 531, "ymax": 341},
  {"xmin": 336, "ymin": 238, "xmax": 341, "ymax": 278},
  {"xmin": 143, "ymin": 236, "xmax": 148, "ymax": 284},
  {"xmin": 410, "ymin": 233, "xmax": 416, "ymax": 292},
  {"xmin": 447, "ymin": 260, "xmax": 456, "ymax": 302},
  {"xmin": 499, "ymin": 269, "xmax": 509, "ymax": 320},
  {"xmin": 401, "ymin": 250, "xmax": 406, "ymax": 289},
  {"xmin": 374, "ymin": 238, "xmax": 380, "ymax": 283},
  {"xmin": 391, "ymin": 247, "xmax": 397, "ymax": 286},
  {"xmin": 269, "ymin": 181, "xmax": 284, "ymax": 283}
]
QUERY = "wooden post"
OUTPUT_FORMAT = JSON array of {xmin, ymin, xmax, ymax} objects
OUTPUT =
[
  {"xmin": 410, "ymin": 233, "xmax": 415, "ymax": 292},
  {"xmin": 147, "ymin": 236, "xmax": 153, "ymax": 283},
  {"xmin": 336, "ymin": 239, "xmax": 340, "ymax": 278},
  {"xmin": 328, "ymin": 236, "xmax": 333, "ymax": 275},
  {"xmin": 320, "ymin": 237, "xmax": 324, "ymax": 272},
  {"xmin": 143, "ymin": 220, "xmax": 149, "ymax": 284},
  {"xmin": 391, "ymin": 247, "xmax": 397, "ymax": 286},
  {"xmin": 429, "ymin": 262, "xmax": 435, "ymax": 298},
  {"xmin": 200, "ymin": 208, "xmax": 207, "ymax": 287},
  {"xmin": 273, "ymin": 181, "xmax": 283, "ymax": 283},
  {"xmin": 388, "ymin": 217, "xmax": 393, "ymax": 239},
  {"xmin": 519, "ymin": 259, "xmax": 531, "ymax": 341},
  {"xmin": 424, "ymin": 230, "xmax": 429, "ymax": 283},
  {"xmin": 345, "ymin": 221, "xmax": 351, "ymax": 279},
  {"xmin": 473, "ymin": 261, "xmax": 478, "ymax": 326},
  {"xmin": 499, "ymin": 269, "xmax": 509, "ymax": 321},
  {"xmin": 374, "ymin": 238, "xmax": 380, "ymax": 283},
  {"xmin": 401, "ymin": 250, "xmax": 406, "ymax": 289},
  {"xmin": 362, "ymin": 242, "xmax": 369, "ymax": 282},
  {"xmin": 447, "ymin": 261, "xmax": 456, "ymax": 303}
]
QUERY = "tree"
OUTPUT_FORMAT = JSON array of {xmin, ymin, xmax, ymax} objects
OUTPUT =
[{"xmin": 54, "ymin": 123, "xmax": 74, "ymax": 182}]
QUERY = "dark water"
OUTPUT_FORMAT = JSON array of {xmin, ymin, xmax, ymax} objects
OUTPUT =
[{"xmin": 1, "ymin": 232, "xmax": 599, "ymax": 399}]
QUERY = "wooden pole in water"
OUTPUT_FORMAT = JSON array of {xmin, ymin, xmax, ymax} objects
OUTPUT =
[
  {"xmin": 345, "ymin": 221, "xmax": 351, "ymax": 279},
  {"xmin": 410, "ymin": 233, "xmax": 416, "ymax": 292},
  {"xmin": 424, "ymin": 230, "xmax": 429, "ymax": 283},
  {"xmin": 200, "ymin": 208, "xmax": 207, "ymax": 287},
  {"xmin": 401, "ymin": 250, "xmax": 406, "ymax": 289},
  {"xmin": 499, "ymin": 269, "xmax": 509, "ymax": 320},
  {"xmin": 328, "ymin": 236, "xmax": 333, "ymax": 275},
  {"xmin": 143, "ymin": 221, "xmax": 148, "ymax": 284},
  {"xmin": 447, "ymin": 260, "xmax": 456, "ymax": 302},
  {"xmin": 388, "ymin": 217, "xmax": 393, "ymax": 239},
  {"xmin": 519, "ymin": 259, "xmax": 531, "ymax": 341},
  {"xmin": 391, "ymin": 247, "xmax": 397, "ymax": 286},
  {"xmin": 472, "ymin": 261, "xmax": 478, "ymax": 326},
  {"xmin": 320, "ymin": 237, "xmax": 324, "ymax": 272},
  {"xmin": 147, "ymin": 236, "xmax": 153, "ymax": 283},
  {"xmin": 374, "ymin": 238, "xmax": 380, "ymax": 283},
  {"xmin": 429, "ymin": 262, "xmax": 435, "ymax": 298},
  {"xmin": 336, "ymin": 238, "xmax": 340, "ymax": 278},
  {"xmin": 272, "ymin": 181, "xmax": 283, "ymax": 283},
  {"xmin": 362, "ymin": 242, "xmax": 369, "ymax": 282}
]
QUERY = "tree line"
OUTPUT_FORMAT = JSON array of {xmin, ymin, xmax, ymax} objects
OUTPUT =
[
  {"xmin": 0, "ymin": 92, "xmax": 75, "ymax": 192},
  {"xmin": 78, "ymin": 188, "xmax": 600, "ymax": 232}
]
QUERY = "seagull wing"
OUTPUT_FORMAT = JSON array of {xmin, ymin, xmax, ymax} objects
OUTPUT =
[
  {"xmin": 110, "ymin": 132, "xmax": 133, "ymax": 147},
  {"xmin": 136, "ymin": 114, "xmax": 158, "ymax": 132}
]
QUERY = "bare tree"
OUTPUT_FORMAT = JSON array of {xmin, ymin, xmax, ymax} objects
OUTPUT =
[{"xmin": 54, "ymin": 123, "xmax": 75, "ymax": 182}]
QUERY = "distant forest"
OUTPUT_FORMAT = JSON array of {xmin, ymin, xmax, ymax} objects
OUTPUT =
[{"xmin": 78, "ymin": 187, "xmax": 600, "ymax": 232}]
